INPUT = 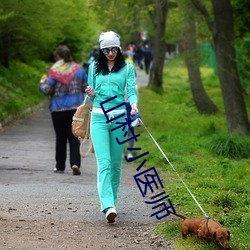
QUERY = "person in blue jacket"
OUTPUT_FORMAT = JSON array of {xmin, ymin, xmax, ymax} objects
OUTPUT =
[
  {"xmin": 39, "ymin": 45, "xmax": 88, "ymax": 176},
  {"xmin": 86, "ymin": 31, "xmax": 138, "ymax": 223}
]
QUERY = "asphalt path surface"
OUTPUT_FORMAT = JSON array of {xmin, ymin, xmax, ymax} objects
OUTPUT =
[{"xmin": 0, "ymin": 97, "xmax": 155, "ymax": 223}]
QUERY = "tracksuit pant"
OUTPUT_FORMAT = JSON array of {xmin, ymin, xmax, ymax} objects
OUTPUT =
[
  {"xmin": 90, "ymin": 111, "xmax": 126, "ymax": 212},
  {"xmin": 51, "ymin": 110, "xmax": 81, "ymax": 171}
]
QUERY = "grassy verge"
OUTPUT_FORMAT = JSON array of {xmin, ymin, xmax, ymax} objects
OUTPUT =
[
  {"xmin": 134, "ymin": 59, "xmax": 250, "ymax": 249},
  {"xmin": 0, "ymin": 60, "xmax": 50, "ymax": 125}
]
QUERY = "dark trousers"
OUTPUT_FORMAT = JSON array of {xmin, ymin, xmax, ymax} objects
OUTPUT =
[
  {"xmin": 51, "ymin": 110, "xmax": 80, "ymax": 171},
  {"xmin": 144, "ymin": 59, "xmax": 151, "ymax": 74}
]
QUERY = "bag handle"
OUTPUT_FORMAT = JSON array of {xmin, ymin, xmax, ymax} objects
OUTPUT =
[
  {"xmin": 79, "ymin": 113, "xmax": 94, "ymax": 158},
  {"xmin": 79, "ymin": 95, "xmax": 94, "ymax": 158},
  {"xmin": 79, "ymin": 137, "xmax": 94, "ymax": 158},
  {"xmin": 83, "ymin": 94, "xmax": 88, "ymax": 105}
]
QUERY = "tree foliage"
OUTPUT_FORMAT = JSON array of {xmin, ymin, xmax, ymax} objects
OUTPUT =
[
  {"xmin": 232, "ymin": 0, "xmax": 250, "ymax": 39},
  {"xmin": 0, "ymin": 0, "xmax": 249, "ymax": 134},
  {"xmin": 91, "ymin": 0, "xmax": 156, "ymax": 46},
  {"xmin": 232, "ymin": 0, "xmax": 250, "ymax": 95},
  {"xmin": 0, "ymin": 0, "xmax": 99, "ymax": 67}
]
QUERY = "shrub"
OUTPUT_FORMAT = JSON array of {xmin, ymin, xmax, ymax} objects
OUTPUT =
[{"xmin": 210, "ymin": 135, "xmax": 250, "ymax": 159}]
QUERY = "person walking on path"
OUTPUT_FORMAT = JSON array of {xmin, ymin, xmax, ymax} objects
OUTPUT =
[
  {"xmin": 143, "ymin": 44, "xmax": 153, "ymax": 75},
  {"xmin": 85, "ymin": 31, "xmax": 138, "ymax": 223},
  {"xmin": 39, "ymin": 45, "xmax": 88, "ymax": 176}
]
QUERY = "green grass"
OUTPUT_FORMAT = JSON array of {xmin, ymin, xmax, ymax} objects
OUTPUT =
[
  {"xmin": 0, "ymin": 60, "xmax": 50, "ymax": 123},
  {"xmin": 134, "ymin": 58, "xmax": 250, "ymax": 249}
]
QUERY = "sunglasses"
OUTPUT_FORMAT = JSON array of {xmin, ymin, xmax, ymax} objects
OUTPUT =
[{"xmin": 102, "ymin": 47, "xmax": 119, "ymax": 55}]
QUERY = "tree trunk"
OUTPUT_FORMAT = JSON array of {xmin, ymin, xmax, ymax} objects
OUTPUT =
[
  {"xmin": 184, "ymin": 4, "xmax": 218, "ymax": 114},
  {"xmin": 212, "ymin": 0, "xmax": 250, "ymax": 134},
  {"xmin": 191, "ymin": 0, "xmax": 250, "ymax": 134},
  {"xmin": 147, "ymin": 0, "xmax": 169, "ymax": 90}
]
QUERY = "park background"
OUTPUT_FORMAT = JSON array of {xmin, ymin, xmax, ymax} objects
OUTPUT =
[{"xmin": 0, "ymin": 0, "xmax": 249, "ymax": 249}]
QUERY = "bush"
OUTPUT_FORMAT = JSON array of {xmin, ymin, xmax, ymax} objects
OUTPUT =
[{"xmin": 210, "ymin": 135, "xmax": 250, "ymax": 159}]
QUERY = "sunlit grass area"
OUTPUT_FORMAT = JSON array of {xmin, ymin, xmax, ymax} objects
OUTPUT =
[{"xmin": 134, "ymin": 58, "xmax": 250, "ymax": 250}]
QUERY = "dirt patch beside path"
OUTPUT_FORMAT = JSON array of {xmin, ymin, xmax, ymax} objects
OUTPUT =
[{"xmin": 0, "ymin": 215, "xmax": 173, "ymax": 250}]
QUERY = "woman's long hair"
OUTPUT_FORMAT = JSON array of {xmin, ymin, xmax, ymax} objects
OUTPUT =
[{"xmin": 95, "ymin": 48, "xmax": 126, "ymax": 75}]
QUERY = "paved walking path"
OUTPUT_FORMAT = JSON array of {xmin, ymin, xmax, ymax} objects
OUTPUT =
[
  {"xmin": 0, "ymin": 71, "xmax": 174, "ymax": 249},
  {"xmin": 0, "ymin": 100, "xmax": 152, "ymax": 223},
  {"xmin": 0, "ymin": 68, "xmax": 150, "ymax": 221},
  {"xmin": 135, "ymin": 68, "xmax": 149, "ymax": 88}
]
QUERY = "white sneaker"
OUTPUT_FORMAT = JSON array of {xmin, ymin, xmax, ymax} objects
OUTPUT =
[
  {"xmin": 106, "ymin": 207, "xmax": 117, "ymax": 223},
  {"xmin": 127, "ymin": 151, "xmax": 133, "ymax": 160},
  {"xmin": 53, "ymin": 168, "xmax": 64, "ymax": 173}
]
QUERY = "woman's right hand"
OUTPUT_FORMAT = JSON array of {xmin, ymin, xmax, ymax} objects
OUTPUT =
[
  {"xmin": 131, "ymin": 103, "xmax": 138, "ymax": 116},
  {"xmin": 85, "ymin": 86, "xmax": 95, "ymax": 97}
]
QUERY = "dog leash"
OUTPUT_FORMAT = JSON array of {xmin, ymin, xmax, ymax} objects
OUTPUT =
[{"xmin": 139, "ymin": 118, "xmax": 209, "ymax": 218}]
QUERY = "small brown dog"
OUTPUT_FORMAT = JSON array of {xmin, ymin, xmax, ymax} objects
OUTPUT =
[{"xmin": 168, "ymin": 210, "xmax": 231, "ymax": 249}]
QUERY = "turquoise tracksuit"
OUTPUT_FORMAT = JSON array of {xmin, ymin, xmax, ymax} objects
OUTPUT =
[{"xmin": 88, "ymin": 62, "xmax": 137, "ymax": 212}]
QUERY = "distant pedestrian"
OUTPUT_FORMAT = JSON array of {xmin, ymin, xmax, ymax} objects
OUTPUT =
[
  {"xmin": 86, "ymin": 46, "xmax": 99, "ymax": 71},
  {"xmin": 85, "ymin": 31, "xmax": 138, "ymax": 223},
  {"xmin": 143, "ymin": 44, "xmax": 152, "ymax": 74},
  {"xmin": 134, "ymin": 45, "xmax": 144, "ymax": 69},
  {"xmin": 39, "ymin": 45, "xmax": 88, "ymax": 175}
]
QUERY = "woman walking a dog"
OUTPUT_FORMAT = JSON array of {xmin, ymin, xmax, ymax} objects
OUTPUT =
[{"xmin": 85, "ymin": 31, "xmax": 138, "ymax": 223}]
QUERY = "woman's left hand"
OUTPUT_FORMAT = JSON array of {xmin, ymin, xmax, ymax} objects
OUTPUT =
[{"xmin": 131, "ymin": 103, "xmax": 138, "ymax": 116}]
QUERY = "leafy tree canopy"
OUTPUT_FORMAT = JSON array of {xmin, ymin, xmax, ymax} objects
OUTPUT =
[{"xmin": 0, "ymin": 0, "xmax": 100, "ymax": 66}]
